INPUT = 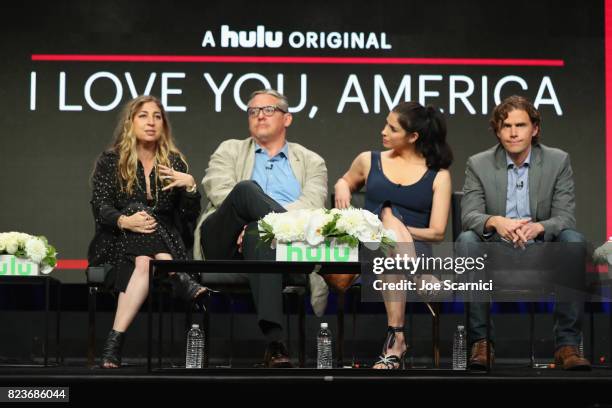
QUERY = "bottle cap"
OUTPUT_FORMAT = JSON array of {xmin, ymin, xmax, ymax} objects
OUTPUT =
[{"xmin": 321, "ymin": 323, "xmax": 328, "ymax": 329}]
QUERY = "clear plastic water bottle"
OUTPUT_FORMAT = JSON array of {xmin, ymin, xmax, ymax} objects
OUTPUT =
[
  {"xmin": 317, "ymin": 322, "xmax": 333, "ymax": 369},
  {"xmin": 452, "ymin": 325, "xmax": 467, "ymax": 370},
  {"xmin": 185, "ymin": 324, "xmax": 204, "ymax": 369}
]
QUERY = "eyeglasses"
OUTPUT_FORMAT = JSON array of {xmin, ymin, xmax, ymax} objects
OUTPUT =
[{"xmin": 247, "ymin": 105, "xmax": 287, "ymax": 117}]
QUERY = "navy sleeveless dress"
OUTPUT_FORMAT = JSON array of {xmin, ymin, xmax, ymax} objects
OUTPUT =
[{"xmin": 364, "ymin": 151, "xmax": 437, "ymax": 257}]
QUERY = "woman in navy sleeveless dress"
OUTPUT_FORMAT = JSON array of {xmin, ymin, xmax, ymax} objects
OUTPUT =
[{"xmin": 334, "ymin": 101, "xmax": 453, "ymax": 369}]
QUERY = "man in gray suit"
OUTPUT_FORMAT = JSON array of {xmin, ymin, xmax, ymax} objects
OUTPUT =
[
  {"xmin": 457, "ymin": 95, "xmax": 590, "ymax": 370},
  {"xmin": 193, "ymin": 89, "xmax": 328, "ymax": 367}
]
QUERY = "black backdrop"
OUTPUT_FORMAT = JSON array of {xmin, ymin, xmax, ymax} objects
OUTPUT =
[{"xmin": 0, "ymin": 0, "xmax": 605, "ymax": 281}]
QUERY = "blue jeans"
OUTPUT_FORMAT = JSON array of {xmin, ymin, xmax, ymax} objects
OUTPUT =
[{"xmin": 456, "ymin": 229, "xmax": 584, "ymax": 350}]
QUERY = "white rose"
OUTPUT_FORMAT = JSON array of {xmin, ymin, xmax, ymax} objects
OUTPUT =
[
  {"xmin": 10, "ymin": 232, "xmax": 30, "ymax": 250},
  {"xmin": 260, "ymin": 212, "xmax": 283, "ymax": 238},
  {"xmin": 361, "ymin": 209, "xmax": 382, "ymax": 228},
  {"xmin": 5, "ymin": 236, "xmax": 18, "ymax": 254},
  {"xmin": 273, "ymin": 212, "xmax": 306, "ymax": 242},
  {"xmin": 354, "ymin": 225, "xmax": 382, "ymax": 243},
  {"xmin": 305, "ymin": 210, "xmax": 333, "ymax": 246},
  {"xmin": 17, "ymin": 232, "xmax": 31, "ymax": 244},
  {"xmin": 336, "ymin": 209, "xmax": 364, "ymax": 235},
  {"xmin": 274, "ymin": 219, "xmax": 296, "ymax": 242},
  {"xmin": 261, "ymin": 212, "xmax": 281, "ymax": 227},
  {"xmin": 40, "ymin": 264, "xmax": 54, "ymax": 275},
  {"xmin": 25, "ymin": 237, "xmax": 47, "ymax": 263}
]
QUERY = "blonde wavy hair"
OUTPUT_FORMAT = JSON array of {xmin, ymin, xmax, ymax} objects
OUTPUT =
[{"xmin": 111, "ymin": 95, "xmax": 187, "ymax": 195}]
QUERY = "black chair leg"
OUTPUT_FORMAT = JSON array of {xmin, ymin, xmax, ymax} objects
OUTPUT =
[
  {"xmin": 169, "ymin": 297, "xmax": 176, "ymax": 367},
  {"xmin": 44, "ymin": 277, "xmax": 49, "ymax": 367},
  {"xmin": 337, "ymin": 291, "xmax": 345, "ymax": 368},
  {"xmin": 298, "ymin": 292, "xmax": 305, "ymax": 368},
  {"xmin": 426, "ymin": 302, "xmax": 440, "ymax": 368},
  {"xmin": 202, "ymin": 294, "xmax": 210, "ymax": 368},
  {"xmin": 589, "ymin": 301, "xmax": 594, "ymax": 363},
  {"xmin": 158, "ymin": 287, "xmax": 164, "ymax": 368},
  {"xmin": 284, "ymin": 292, "xmax": 291, "ymax": 361},
  {"xmin": 87, "ymin": 286, "xmax": 97, "ymax": 368},
  {"xmin": 609, "ymin": 299, "xmax": 612, "ymax": 369},
  {"xmin": 351, "ymin": 286, "xmax": 359, "ymax": 367},
  {"xmin": 529, "ymin": 302, "xmax": 535, "ymax": 368},
  {"xmin": 56, "ymin": 281, "xmax": 62, "ymax": 365},
  {"xmin": 407, "ymin": 302, "xmax": 414, "ymax": 367},
  {"xmin": 182, "ymin": 301, "xmax": 192, "ymax": 368},
  {"xmin": 486, "ymin": 301, "xmax": 492, "ymax": 371},
  {"xmin": 465, "ymin": 302, "xmax": 471, "ymax": 369},
  {"xmin": 229, "ymin": 296, "xmax": 235, "ymax": 367}
]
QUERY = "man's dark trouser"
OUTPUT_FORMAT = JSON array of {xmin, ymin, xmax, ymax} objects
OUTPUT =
[
  {"xmin": 455, "ymin": 229, "xmax": 584, "ymax": 350},
  {"xmin": 200, "ymin": 180, "xmax": 287, "ymax": 341}
]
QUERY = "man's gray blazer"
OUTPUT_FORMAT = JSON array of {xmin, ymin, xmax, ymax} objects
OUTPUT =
[{"xmin": 461, "ymin": 143, "xmax": 576, "ymax": 241}]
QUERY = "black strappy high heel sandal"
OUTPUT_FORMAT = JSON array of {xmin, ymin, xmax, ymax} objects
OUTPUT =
[
  {"xmin": 100, "ymin": 329, "xmax": 125, "ymax": 368},
  {"xmin": 373, "ymin": 326, "xmax": 407, "ymax": 369},
  {"xmin": 170, "ymin": 273, "xmax": 217, "ymax": 310}
]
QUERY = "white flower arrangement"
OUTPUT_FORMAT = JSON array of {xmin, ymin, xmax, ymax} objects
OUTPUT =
[
  {"xmin": 593, "ymin": 237, "xmax": 612, "ymax": 265},
  {"xmin": 258, "ymin": 208, "xmax": 396, "ymax": 250},
  {"xmin": 0, "ymin": 232, "xmax": 57, "ymax": 274}
]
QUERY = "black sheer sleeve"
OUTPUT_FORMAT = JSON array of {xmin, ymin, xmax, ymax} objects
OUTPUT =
[
  {"xmin": 173, "ymin": 155, "xmax": 201, "ymax": 223},
  {"xmin": 171, "ymin": 155, "xmax": 201, "ymax": 250},
  {"xmin": 91, "ymin": 151, "xmax": 122, "ymax": 230}
]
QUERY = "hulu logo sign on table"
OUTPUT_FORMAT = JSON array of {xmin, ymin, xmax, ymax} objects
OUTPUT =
[
  {"xmin": 276, "ymin": 242, "xmax": 358, "ymax": 262},
  {"xmin": 0, "ymin": 255, "xmax": 39, "ymax": 276}
]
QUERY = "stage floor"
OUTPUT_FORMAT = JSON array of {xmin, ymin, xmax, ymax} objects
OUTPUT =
[
  {"xmin": 1, "ymin": 362, "xmax": 610, "ymax": 381},
  {"xmin": 1, "ymin": 364, "xmax": 611, "ymax": 405}
]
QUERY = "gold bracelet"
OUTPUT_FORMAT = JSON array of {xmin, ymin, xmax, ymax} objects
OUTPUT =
[{"xmin": 186, "ymin": 183, "xmax": 197, "ymax": 193}]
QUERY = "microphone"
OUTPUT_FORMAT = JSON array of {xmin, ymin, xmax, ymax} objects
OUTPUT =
[
  {"xmin": 516, "ymin": 181, "xmax": 524, "ymax": 190},
  {"xmin": 265, "ymin": 163, "xmax": 274, "ymax": 170}
]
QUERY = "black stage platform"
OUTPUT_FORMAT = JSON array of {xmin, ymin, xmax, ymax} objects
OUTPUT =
[{"xmin": 1, "ymin": 364, "xmax": 612, "ymax": 406}]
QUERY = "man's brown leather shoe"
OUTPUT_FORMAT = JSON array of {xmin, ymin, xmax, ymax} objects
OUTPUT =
[
  {"xmin": 263, "ymin": 341, "xmax": 293, "ymax": 368},
  {"xmin": 554, "ymin": 345, "xmax": 591, "ymax": 371},
  {"xmin": 469, "ymin": 339, "xmax": 495, "ymax": 370}
]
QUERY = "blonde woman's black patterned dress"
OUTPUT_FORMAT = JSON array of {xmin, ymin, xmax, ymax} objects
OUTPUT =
[{"xmin": 88, "ymin": 150, "xmax": 201, "ymax": 293}]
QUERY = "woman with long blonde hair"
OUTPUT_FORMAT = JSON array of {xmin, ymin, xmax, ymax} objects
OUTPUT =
[{"xmin": 88, "ymin": 95, "xmax": 207, "ymax": 368}]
